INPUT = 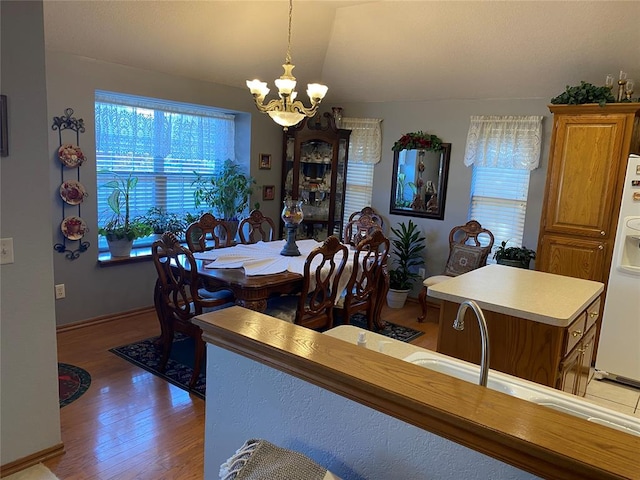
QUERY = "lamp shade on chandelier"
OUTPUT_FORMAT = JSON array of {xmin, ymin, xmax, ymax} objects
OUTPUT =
[{"xmin": 246, "ymin": 0, "xmax": 328, "ymax": 129}]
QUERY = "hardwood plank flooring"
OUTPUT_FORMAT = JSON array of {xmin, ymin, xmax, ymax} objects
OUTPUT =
[{"xmin": 45, "ymin": 300, "xmax": 438, "ymax": 479}]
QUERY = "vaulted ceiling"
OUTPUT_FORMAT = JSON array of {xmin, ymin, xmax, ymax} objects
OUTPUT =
[{"xmin": 43, "ymin": 1, "xmax": 640, "ymax": 104}]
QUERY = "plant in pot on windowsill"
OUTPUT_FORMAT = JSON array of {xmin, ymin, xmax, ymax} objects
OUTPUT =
[
  {"xmin": 98, "ymin": 173, "xmax": 152, "ymax": 257},
  {"xmin": 192, "ymin": 159, "xmax": 256, "ymax": 242},
  {"xmin": 493, "ymin": 240, "xmax": 536, "ymax": 269},
  {"xmin": 387, "ymin": 219, "xmax": 426, "ymax": 309},
  {"xmin": 135, "ymin": 206, "xmax": 187, "ymax": 239}
]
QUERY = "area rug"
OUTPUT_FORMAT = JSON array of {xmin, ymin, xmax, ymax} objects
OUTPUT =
[
  {"xmin": 110, "ymin": 334, "xmax": 206, "ymax": 399},
  {"xmin": 58, "ymin": 363, "xmax": 91, "ymax": 408},
  {"xmin": 347, "ymin": 313, "xmax": 424, "ymax": 343},
  {"xmin": 109, "ymin": 316, "xmax": 422, "ymax": 399}
]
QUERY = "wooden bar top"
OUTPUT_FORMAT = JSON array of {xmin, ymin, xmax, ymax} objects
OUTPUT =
[
  {"xmin": 428, "ymin": 264, "xmax": 604, "ymax": 326},
  {"xmin": 193, "ymin": 306, "xmax": 639, "ymax": 480}
]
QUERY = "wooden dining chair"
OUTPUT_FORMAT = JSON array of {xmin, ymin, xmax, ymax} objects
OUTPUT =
[
  {"xmin": 186, "ymin": 212, "xmax": 233, "ymax": 252},
  {"xmin": 343, "ymin": 213, "xmax": 383, "ymax": 246},
  {"xmin": 238, "ymin": 209, "xmax": 277, "ymax": 244},
  {"xmin": 152, "ymin": 232, "xmax": 234, "ymax": 388},
  {"xmin": 264, "ymin": 235, "xmax": 348, "ymax": 330},
  {"xmin": 417, "ymin": 220, "xmax": 494, "ymax": 322},
  {"xmin": 334, "ymin": 229, "xmax": 390, "ymax": 330},
  {"xmin": 348, "ymin": 206, "xmax": 385, "ymax": 230}
]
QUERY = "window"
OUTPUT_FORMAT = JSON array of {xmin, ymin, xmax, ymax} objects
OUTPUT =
[
  {"xmin": 95, "ymin": 91, "xmax": 236, "ymax": 250},
  {"xmin": 464, "ymin": 115, "xmax": 543, "ymax": 260},
  {"xmin": 341, "ymin": 118, "xmax": 382, "ymax": 224}
]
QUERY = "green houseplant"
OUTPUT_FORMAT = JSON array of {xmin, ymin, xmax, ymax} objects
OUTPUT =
[
  {"xmin": 550, "ymin": 81, "xmax": 615, "ymax": 107},
  {"xmin": 98, "ymin": 173, "xmax": 152, "ymax": 257},
  {"xmin": 135, "ymin": 206, "xmax": 186, "ymax": 236},
  {"xmin": 493, "ymin": 240, "xmax": 536, "ymax": 269},
  {"xmin": 387, "ymin": 219, "xmax": 426, "ymax": 308},
  {"xmin": 192, "ymin": 159, "xmax": 256, "ymax": 221}
]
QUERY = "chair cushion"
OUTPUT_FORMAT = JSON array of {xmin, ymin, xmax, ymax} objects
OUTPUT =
[
  {"xmin": 443, "ymin": 243, "xmax": 485, "ymax": 276},
  {"xmin": 423, "ymin": 275, "xmax": 452, "ymax": 287}
]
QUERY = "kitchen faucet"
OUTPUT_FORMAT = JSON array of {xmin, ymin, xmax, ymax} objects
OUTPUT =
[{"xmin": 453, "ymin": 300, "xmax": 490, "ymax": 387}]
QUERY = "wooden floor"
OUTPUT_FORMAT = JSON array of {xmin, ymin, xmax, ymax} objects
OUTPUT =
[{"xmin": 45, "ymin": 300, "xmax": 439, "ymax": 479}]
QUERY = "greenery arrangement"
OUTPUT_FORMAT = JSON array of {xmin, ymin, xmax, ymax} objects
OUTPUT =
[
  {"xmin": 98, "ymin": 173, "xmax": 153, "ymax": 241},
  {"xmin": 493, "ymin": 240, "xmax": 536, "ymax": 265},
  {"xmin": 392, "ymin": 131, "xmax": 443, "ymax": 152},
  {"xmin": 550, "ymin": 81, "xmax": 615, "ymax": 107},
  {"xmin": 135, "ymin": 206, "xmax": 186, "ymax": 235},
  {"xmin": 388, "ymin": 219, "xmax": 426, "ymax": 290},
  {"xmin": 192, "ymin": 159, "xmax": 256, "ymax": 221}
]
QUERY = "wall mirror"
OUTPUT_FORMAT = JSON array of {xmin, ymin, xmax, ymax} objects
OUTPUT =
[{"xmin": 389, "ymin": 143, "xmax": 451, "ymax": 220}]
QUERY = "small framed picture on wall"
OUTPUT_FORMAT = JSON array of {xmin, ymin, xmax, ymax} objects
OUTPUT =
[
  {"xmin": 259, "ymin": 153, "xmax": 271, "ymax": 170},
  {"xmin": 262, "ymin": 185, "xmax": 275, "ymax": 201}
]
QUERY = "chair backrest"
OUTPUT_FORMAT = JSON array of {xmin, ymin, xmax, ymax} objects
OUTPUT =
[
  {"xmin": 296, "ymin": 235, "xmax": 348, "ymax": 330},
  {"xmin": 238, "ymin": 209, "xmax": 277, "ymax": 244},
  {"xmin": 343, "ymin": 213, "xmax": 383, "ymax": 246},
  {"xmin": 348, "ymin": 206, "xmax": 384, "ymax": 230},
  {"xmin": 342, "ymin": 230, "xmax": 390, "ymax": 319},
  {"xmin": 152, "ymin": 232, "xmax": 204, "ymax": 322},
  {"xmin": 186, "ymin": 213, "xmax": 233, "ymax": 252},
  {"xmin": 443, "ymin": 220, "xmax": 495, "ymax": 277}
]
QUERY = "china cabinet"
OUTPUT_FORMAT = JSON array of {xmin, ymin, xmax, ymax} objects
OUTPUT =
[{"xmin": 281, "ymin": 112, "xmax": 351, "ymax": 240}]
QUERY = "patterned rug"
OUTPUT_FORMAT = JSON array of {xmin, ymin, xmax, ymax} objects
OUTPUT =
[
  {"xmin": 109, "ymin": 316, "xmax": 423, "ymax": 399},
  {"xmin": 58, "ymin": 363, "xmax": 91, "ymax": 408},
  {"xmin": 110, "ymin": 334, "xmax": 206, "ymax": 399}
]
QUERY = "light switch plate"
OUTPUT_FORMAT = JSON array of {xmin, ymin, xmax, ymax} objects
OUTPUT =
[{"xmin": 1, "ymin": 238, "xmax": 14, "ymax": 264}]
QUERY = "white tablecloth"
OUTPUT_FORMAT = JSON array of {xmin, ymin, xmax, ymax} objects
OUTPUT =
[{"xmin": 193, "ymin": 239, "xmax": 355, "ymax": 301}]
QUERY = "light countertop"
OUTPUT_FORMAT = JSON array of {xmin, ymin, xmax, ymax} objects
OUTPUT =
[{"xmin": 427, "ymin": 264, "xmax": 604, "ymax": 327}]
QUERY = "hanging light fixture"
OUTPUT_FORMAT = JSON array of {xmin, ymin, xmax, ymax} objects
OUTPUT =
[{"xmin": 246, "ymin": 0, "xmax": 328, "ymax": 130}]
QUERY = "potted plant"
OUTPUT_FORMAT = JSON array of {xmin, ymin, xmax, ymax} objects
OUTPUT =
[
  {"xmin": 387, "ymin": 219, "xmax": 426, "ymax": 309},
  {"xmin": 550, "ymin": 81, "xmax": 615, "ymax": 107},
  {"xmin": 192, "ymin": 159, "xmax": 256, "ymax": 241},
  {"xmin": 493, "ymin": 240, "xmax": 536, "ymax": 269},
  {"xmin": 135, "ymin": 206, "xmax": 187, "ymax": 238},
  {"xmin": 98, "ymin": 173, "xmax": 153, "ymax": 257}
]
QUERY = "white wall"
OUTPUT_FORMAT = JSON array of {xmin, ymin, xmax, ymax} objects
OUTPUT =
[
  {"xmin": 205, "ymin": 345, "xmax": 539, "ymax": 480},
  {"xmin": 338, "ymin": 99, "xmax": 552, "ymax": 296},
  {"xmin": 0, "ymin": 0, "xmax": 62, "ymax": 465}
]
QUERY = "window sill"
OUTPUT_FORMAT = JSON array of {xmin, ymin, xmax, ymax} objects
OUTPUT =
[{"xmin": 98, "ymin": 247, "xmax": 152, "ymax": 267}]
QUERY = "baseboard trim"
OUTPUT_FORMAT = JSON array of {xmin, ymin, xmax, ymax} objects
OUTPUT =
[
  {"xmin": 0, "ymin": 443, "xmax": 65, "ymax": 478},
  {"xmin": 56, "ymin": 306, "xmax": 155, "ymax": 333}
]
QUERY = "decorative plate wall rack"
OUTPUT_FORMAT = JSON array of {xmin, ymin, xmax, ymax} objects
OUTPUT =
[{"xmin": 53, "ymin": 108, "xmax": 90, "ymax": 260}]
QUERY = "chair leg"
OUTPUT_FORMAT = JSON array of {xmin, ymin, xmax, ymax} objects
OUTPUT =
[
  {"xmin": 189, "ymin": 336, "xmax": 205, "ymax": 389},
  {"xmin": 417, "ymin": 286, "xmax": 428, "ymax": 322}
]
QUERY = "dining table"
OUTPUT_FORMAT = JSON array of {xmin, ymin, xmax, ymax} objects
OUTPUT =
[{"xmin": 189, "ymin": 239, "xmax": 388, "ymax": 329}]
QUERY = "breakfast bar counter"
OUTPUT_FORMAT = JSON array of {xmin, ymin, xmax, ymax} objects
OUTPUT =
[
  {"xmin": 428, "ymin": 264, "xmax": 605, "ymax": 393},
  {"xmin": 193, "ymin": 306, "xmax": 638, "ymax": 480}
]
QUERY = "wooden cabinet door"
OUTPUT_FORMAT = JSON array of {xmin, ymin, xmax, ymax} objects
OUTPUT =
[
  {"xmin": 558, "ymin": 344, "xmax": 581, "ymax": 394},
  {"xmin": 575, "ymin": 326, "xmax": 597, "ymax": 397},
  {"xmin": 543, "ymin": 114, "xmax": 627, "ymax": 238},
  {"xmin": 537, "ymin": 234, "xmax": 607, "ymax": 282}
]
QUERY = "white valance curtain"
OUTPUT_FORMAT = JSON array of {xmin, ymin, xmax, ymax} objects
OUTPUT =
[
  {"xmin": 341, "ymin": 117, "xmax": 383, "ymax": 164},
  {"xmin": 463, "ymin": 116, "xmax": 543, "ymax": 171}
]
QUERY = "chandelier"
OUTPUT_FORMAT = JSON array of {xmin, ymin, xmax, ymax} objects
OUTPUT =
[{"xmin": 246, "ymin": 0, "xmax": 328, "ymax": 130}]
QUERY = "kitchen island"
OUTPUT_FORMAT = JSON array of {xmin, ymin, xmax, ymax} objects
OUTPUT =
[
  {"xmin": 429, "ymin": 264, "xmax": 604, "ymax": 395},
  {"xmin": 193, "ymin": 306, "xmax": 638, "ymax": 480}
]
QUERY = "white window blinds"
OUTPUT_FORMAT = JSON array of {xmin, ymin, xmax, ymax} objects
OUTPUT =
[
  {"xmin": 341, "ymin": 118, "xmax": 382, "ymax": 222},
  {"xmin": 464, "ymin": 116, "xmax": 542, "ymax": 258},
  {"xmin": 95, "ymin": 91, "xmax": 236, "ymax": 249}
]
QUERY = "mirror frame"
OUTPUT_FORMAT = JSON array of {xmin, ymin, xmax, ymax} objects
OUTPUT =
[{"xmin": 389, "ymin": 143, "xmax": 451, "ymax": 220}]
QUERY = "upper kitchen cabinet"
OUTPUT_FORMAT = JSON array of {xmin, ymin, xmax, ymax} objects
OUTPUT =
[
  {"xmin": 537, "ymin": 103, "xmax": 640, "ymax": 284},
  {"xmin": 281, "ymin": 113, "xmax": 351, "ymax": 241}
]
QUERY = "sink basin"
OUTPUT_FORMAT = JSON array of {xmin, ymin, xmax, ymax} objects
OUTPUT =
[{"xmin": 403, "ymin": 351, "xmax": 640, "ymax": 437}]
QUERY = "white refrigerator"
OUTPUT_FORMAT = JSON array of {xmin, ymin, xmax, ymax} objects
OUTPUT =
[{"xmin": 596, "ymin": 154, "xmax": 640, "ymax": 387}]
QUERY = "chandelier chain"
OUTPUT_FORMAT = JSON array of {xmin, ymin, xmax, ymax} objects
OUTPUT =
[{"xmin": 285, "ymin": 0, "xmax": 293, "ymax": 65}]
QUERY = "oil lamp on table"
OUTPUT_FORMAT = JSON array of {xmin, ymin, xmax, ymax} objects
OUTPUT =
[{"xmin": 280, "ymin": 199, "xmax": 304, "ymax": 256}]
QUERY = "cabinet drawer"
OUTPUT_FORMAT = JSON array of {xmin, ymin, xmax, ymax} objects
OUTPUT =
[
  {"xmin": 585, "ymin": 297, "xmax": 600, "ymax": 332},
  {"xmin": 565, "ymin": 312, "xmax": 587, "ymax": 355}
]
